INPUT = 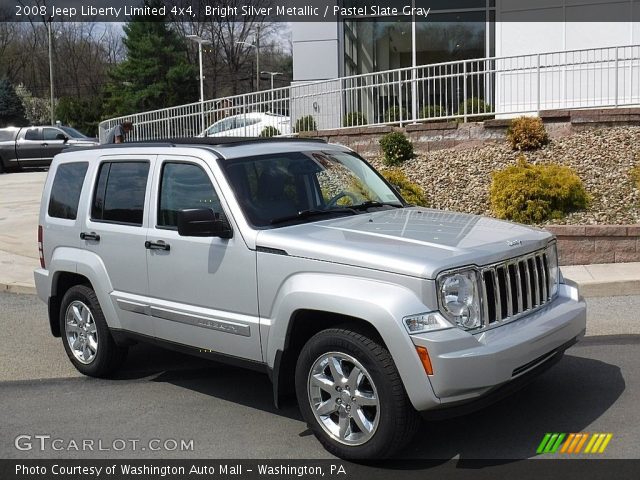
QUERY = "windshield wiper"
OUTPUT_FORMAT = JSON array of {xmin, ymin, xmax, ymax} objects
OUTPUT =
[
  {"xmin": 351, "ymin": 201, "xmax": 404, "ymax": 211},
  {"xmin": 270, "ymin": 208, "xmax": 357, "ymax": 225}
]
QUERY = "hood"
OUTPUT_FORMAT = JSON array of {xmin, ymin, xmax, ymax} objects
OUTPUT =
[
  {"xmin": 67, "ymin": 138, "xmax": 99, "ymax": 146},
  {"xmin": 255, "ymin": 208, "xmax": 553, "ymax": 279}
]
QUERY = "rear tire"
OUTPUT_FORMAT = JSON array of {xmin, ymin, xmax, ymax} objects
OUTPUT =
[
  {"xmin": 59, "ymin": 285, "xmax": 127, "ymax": 377},
  {"xmin": 295, "ymin": 328, "xmax": 421, "ymax": 459}
]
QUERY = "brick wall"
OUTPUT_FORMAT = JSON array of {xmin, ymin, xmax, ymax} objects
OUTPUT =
[{"xmin": 544, "ymin": 225, "xmax": 640, "ymax": 265}]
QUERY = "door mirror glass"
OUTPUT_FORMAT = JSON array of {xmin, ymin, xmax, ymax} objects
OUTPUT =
[{"xmin": 177, "ymin": 208, "xmax": 232, "ymax": 238}]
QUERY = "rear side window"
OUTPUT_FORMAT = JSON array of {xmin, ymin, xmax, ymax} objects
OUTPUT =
[
  {"xmin": 91, "ymin": 161, "xmax": 149, "ymax": 226},
  {"xmin": 24, "ymin": 128, "xmax": 41, "ymax": 141},
  {"xmin": 48, "ymin": 162, "xmax": 89, "ymax": 220}
]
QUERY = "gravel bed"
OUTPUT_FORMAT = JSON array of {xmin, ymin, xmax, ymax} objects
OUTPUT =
[{"xmin": 370, "ymin": 126, "xmax": 640, "ymax": 226}]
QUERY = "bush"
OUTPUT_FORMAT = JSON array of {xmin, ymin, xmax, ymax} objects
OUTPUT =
[
  {"xmin": 490, "ymin": 157, "xmax": 590, "ymax": 224},
  {"xmin": 294, "ymin": 115, "xmax": 317, "ymax": 133},
  {"xmin": 381, "ymin": 169, "xmax": 428, "ymax": 207},
  {"xmin": 456, "ymin": 97, "xmax": 492, "ymax": 121},
  {"xmin": 507, "ymin": 116, "xmax": 549, "ymax": 151},
  {"xmin": 259, "ymin": 126, "xmax": 280, "ymax": 137},
  {"xmin": 385, "ymin": 106, "xmax": 407, "ymax": 123},
  {"xmin": 343, "ymin": 111, "xmax": 368, "ymax": 127},
  {"xmin": 629, "ymin": 164, "xmax": 640, "ymax": 190},
  {"xmin": 419, "ymin": 105, "xmax": 445, "ymax": 120},
  {"xmin": 379, "ymin": 131, "xmax": 414, "ymax": 166}
]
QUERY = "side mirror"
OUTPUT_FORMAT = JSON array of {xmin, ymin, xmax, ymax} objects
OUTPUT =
[
  {"xmin": 177, "ymin": 208, "xmax": 233, "ymax": 239},
  {"xmin": 56, "ymin": 133, "xmax": 69, "ymax": 143}
]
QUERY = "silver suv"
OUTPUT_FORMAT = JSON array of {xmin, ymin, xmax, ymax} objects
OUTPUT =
[{"xmin": 35, "ymin": 138, "xmax": 586, "ymax": 459}]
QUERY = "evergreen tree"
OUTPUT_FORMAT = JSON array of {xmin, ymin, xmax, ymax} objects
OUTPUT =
[
  {"xmin": 0, "ymin": 79, "xmax": 28, "ymax": 127},
  {"xmin": 104, "ymin": 1, "xmax": 198, "ymax": 117}
]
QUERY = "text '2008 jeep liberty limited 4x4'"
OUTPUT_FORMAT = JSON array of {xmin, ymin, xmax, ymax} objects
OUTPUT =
[{"xmin": 35, "ymin": 138, "xmax": 586, "ymax": 459}]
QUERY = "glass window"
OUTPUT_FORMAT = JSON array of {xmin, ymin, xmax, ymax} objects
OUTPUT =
[
  {"xmin": 221, "ymin": 151, "xmax": 402, "ymax": 228},
  {"xmin": 157, "ymin": 162, "xmax": 221, "ymax": 229},
  {"xmin": 43, "ymin": 128, "xmax": 64, "ymax": 141},
  {"xmin": 91, "ymin": 162, "xmax": 149, "ymax": 226},
  {"xmin": 24, "ymin": 128, "xmax": 41, "ymax": 141},
  {"xmin": 48, "ymin": 162, "xmax": 89, "ymax": 220}
]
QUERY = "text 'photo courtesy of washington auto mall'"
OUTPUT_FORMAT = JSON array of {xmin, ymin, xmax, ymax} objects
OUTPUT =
[{"xmin": 1, "ymin": 0, "xmax": 640, "ymax": 480}]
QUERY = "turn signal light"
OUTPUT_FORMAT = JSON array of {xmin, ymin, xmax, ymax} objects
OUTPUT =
[{"xmin": 415, "ymin": 346, "xmax": 433, "ymax": 375}]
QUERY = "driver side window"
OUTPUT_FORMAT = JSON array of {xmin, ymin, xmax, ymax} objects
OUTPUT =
[{"xmin": 157, "ymin": 162, "xmax": 221, "ymax": 229}]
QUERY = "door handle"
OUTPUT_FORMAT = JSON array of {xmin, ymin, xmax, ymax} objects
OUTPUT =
[
  {"xmin": 80, "ymin": 232, "xmax": 100, "ymax": 241},
  {"xmin": 145, "ymin": 240, "xmax": 170, "ymax": 251},
  {"xmin": 41, "ymin": 143, "xmax": 48, "ymax": 146}
]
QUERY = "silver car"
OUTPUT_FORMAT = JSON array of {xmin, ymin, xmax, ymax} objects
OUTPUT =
[{"xmin": 34, "ymin": 138, "xmax": 586, "ymax": 459}]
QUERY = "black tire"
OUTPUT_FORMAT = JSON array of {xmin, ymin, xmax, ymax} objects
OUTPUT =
[
  {"xmin": 59, "ymin": 284, "xmax": 127, "ymax": 377},
  {"xmin": 295, "ymin": 328, "xmax": 421, "ymax": 459}
]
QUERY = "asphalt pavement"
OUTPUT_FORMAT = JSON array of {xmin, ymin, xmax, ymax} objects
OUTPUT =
[{"xmin": 1, "ymin": 292, "xmax": 639, "ymax": 460}]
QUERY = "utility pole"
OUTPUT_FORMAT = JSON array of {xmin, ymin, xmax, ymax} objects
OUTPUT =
[{"xmin": 47, "ymin": 16, "xmax": 55, "ymax": 125}]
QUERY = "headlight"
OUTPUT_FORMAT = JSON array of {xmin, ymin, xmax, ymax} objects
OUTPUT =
[
  {"xmin": 403, "ymin": 312, "xmax": 452, "ymax": 334},
  {"xmin": 437, "ymin": 269, "xmax": 481, "ymax": 330},
  {"xmin": 546, "ymin": 242, "xmax": 560, "ymax": 297}
]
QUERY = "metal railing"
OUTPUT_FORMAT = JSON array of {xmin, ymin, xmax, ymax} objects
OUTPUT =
[{"xmin": 99, "ymin": 44, "xmax": 640, "ymax": 143}]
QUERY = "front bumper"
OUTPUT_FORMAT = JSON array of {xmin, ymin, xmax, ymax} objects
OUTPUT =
[{"xmin": 411, "ymin": 282, "xmax": 586, "ymax": 408}]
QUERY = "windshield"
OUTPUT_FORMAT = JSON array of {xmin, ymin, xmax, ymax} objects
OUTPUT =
[
  {"xmin": 220, "ymin": 150, "xmax": 404, "ymax": 227},
  {"xmin": 60, "ymin": 126, "xmax": 88, "ymax": 138}
]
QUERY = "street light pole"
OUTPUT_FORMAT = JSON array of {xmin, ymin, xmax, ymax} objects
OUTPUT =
[
  {"xmin": 187, "ymin": 35, "xmax": 212, "ymax": 134},
  {"xmin": 260, "ymin": 71, "xmax": 282, "ymax": 112},
  {"xmin": 47, "ymin": 17, "xmax": 54, "ymax": 125}
]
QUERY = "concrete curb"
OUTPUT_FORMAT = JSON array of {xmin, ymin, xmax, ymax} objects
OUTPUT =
[{"xmin": 1, "ymin": 282, "xmax": 37, "ymax": 295}]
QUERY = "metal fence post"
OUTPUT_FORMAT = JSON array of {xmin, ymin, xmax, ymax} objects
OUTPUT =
[
  {"xmin": 614, "ymin": 47, "xmax": 619, "ymax": 107},
  {"xmin": 537, "ymin": 54, "xmax": 541, "ymax": 113},
  {"xmin": 463, "ymin": 61, "xmax": 468, "ymax": 122}
]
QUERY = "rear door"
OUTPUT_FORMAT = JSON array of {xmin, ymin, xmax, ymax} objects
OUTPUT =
[
  {"xmin": 145, "ymin": 155, "xmax": 262, "ymax": 361},
  {"xmin": 15, "ymin": 127, "xmax": 45, "ymax": 165},
  {"xmin": 82, "ymin": 155, "xmax": 156, "ymax": 336}
]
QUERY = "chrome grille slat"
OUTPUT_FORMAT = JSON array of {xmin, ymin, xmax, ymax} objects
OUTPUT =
[
  {"xmin": 492, "ymin": 269, "xmax": 502, "ymax": 323},
  {"xmin": 523, "ymin": 259, "xmax": 533, "ymax": 311},
  {"xmin": 504, "ymin": 265, "xmax": 513, "ymax": 318},
  {"xmin": 479, "ymin": 250, "xmax": 556, "ymax": 330},
  {"xmin": 514, "ymin": 263, "xmax": 523, "ymax": 314},
  {"xmin": 531, "ymin": 257, "xmax": 541, "ymax": 307}
]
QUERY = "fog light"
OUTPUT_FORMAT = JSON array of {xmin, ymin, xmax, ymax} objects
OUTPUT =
[{"xmin": 403, "ymin": 312, "xmax": 451, "ymax": 334}]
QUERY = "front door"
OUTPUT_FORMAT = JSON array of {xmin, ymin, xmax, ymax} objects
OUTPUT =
[{"xmin": 145, "ymin": 156, "xmax": 261, "ymax": 361}]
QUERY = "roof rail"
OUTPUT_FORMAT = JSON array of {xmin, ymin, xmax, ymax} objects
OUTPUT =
[{"xmin": 138, "ymin": 137, "xmax": 328, "ymax": 147}]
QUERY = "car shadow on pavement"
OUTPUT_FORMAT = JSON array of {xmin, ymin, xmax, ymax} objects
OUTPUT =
[
  {"xmin": 109, "ymin": 343, "xmax": 624, "ymax": 461},
  {"xmin": 394, "ymin": 352, "xmax": 625, "ymax": 462}
]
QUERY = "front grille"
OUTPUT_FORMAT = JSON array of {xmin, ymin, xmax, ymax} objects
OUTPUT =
[{"xmin": 480, "ymin": 250, "xmax": 554, "ymax": 327}]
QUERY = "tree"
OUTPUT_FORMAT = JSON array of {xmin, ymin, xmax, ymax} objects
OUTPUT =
[
  {"xmin": 57, "ymin": 96, "xmax": 103, "ymax": 137},
  {"xmin": 0, "ymin": 79, "xmax": 28, "ymax": 127},
  {"xmin": 15, "ymin": 83, "xmax": 50, "ymax": 125},
  {"xmin": 103, "ymin": 1, "xmax": 198, "ymax": 117}
]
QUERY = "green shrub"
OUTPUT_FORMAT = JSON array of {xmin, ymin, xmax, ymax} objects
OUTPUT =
[
  {"xmin": 379, "ymin": 131, "xmax": 415, "ymax": 166},
  {"xmin": 259, "ymin": 126, "xmax": 280, "ymax": 137},
  {"xmin": 490, "ymin": 157, "xmax": 590, "ymax": 224},
  {"xmin": 381, "ymin": 169, "xmax": 428, "ymax": 207},
  {"xmin": 419, "ymin": 105, "xmax": 445, "ymax": 120},
  {"xmin": 457, "ymin": 97, "xmax": 493, "ymax": 121},
  {"xmin": 630, "ymin": 164, "xmax": 640, "ymax": 190},
  {"xmin": 507, "ymin": 116, "xmax": 549, "ymax": 151},
  {"xmin": 385, "ymin": 106, "xmax": 407, "ymax": 123},
  {"xmin": 342, "ymin": 111, "xmax": 368, "ymax": 127},
  {"xmin": 294, "ymin": 115, "xmax": 317, "ymax": 133}
]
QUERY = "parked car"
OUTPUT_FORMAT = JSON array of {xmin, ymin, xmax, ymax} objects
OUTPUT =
[
  {"xmin": 198, "ymin": 112, "xmax": 291, "ymax": 137},
  {"xmin": 35, "ymin": 138, "xmax": 586, "ymax": 459},
  {"xmin": 0, "ymin": 126, "xmax": 98, "ymax": 172}
]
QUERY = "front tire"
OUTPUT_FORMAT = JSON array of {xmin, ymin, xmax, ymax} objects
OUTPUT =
[
  {"xmin": 295, "ymin": 328, "xmax": 421, "ymax": 459},
  {"xmin": 59, "ymin": 285, "xmax": 127, "ymax": 377}
]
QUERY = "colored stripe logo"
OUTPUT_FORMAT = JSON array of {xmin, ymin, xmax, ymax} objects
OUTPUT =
[{"xmin": 537, "ymin": 433, "xmax": 612, "ymax": 454}]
